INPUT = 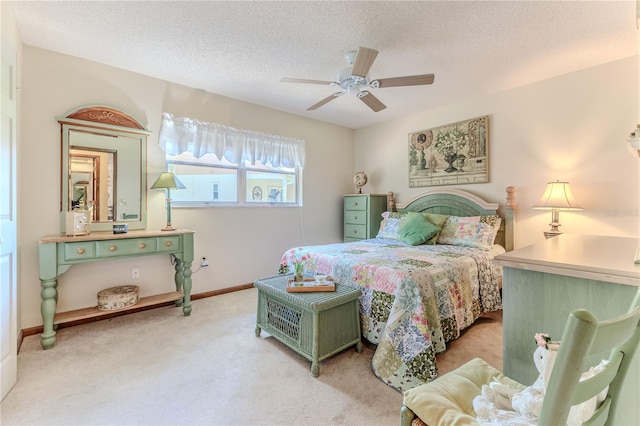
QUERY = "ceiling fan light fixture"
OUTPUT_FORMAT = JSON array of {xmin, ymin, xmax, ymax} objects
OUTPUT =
[
  {"xmin": 281, "ymin": 46, "xmax": 434, "ymax": 112},
  {"xmin": 343, "ymin": 50, "xmax": 357, "ymax": 65}
]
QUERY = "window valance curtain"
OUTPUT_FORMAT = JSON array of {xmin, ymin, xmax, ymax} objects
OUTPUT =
[{"xmin": 158, "ymin": 112, "xmax": 305, "ymax": 168}]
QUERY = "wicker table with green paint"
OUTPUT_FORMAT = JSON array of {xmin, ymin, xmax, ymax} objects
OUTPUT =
[{"xmin": 254, "ymin": 274, "xmax": 363, "ymax": 377}]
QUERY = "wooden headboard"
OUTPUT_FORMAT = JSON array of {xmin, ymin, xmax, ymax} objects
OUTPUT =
[{"xmin": 387, "ymin": 187, "xmax": 515, "ymax": 252}]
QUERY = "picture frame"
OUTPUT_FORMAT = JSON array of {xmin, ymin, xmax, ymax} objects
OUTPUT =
[{"xmin": 408, "ymin": 115, "xmax": 489, "ymax": 187}]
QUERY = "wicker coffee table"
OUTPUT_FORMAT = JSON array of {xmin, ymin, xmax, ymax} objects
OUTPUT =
[{"xmin": 254, "ymin": 274, "xmax": 362, "ymax": 377}]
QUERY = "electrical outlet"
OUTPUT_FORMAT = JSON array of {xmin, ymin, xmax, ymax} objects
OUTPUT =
[
  {"xmin": 131, "ymin": 267, "xmax": 140, "ymax": 279},
  {"xmin": 201, "ymin": 257, "xmax": 209, "ymax": 267}
]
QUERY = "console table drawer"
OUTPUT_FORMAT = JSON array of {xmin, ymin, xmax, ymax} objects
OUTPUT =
[
  {"xmin": 158, "ymin": 236, "xmax": 180, "ymax": 252},
  {"xmin": 96, "ymin": 239, "xmax": 157, "ymax": 257},
  {"xmin": 63, "ymin": 242, "xmax": 96, "ymax": 261}
]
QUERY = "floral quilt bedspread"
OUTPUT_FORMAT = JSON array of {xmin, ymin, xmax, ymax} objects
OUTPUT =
[{"xmin": 280, "ymin": 238, "xmax": 504, "ymax": 392}]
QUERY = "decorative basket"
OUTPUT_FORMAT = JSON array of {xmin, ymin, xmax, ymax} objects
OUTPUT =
[{"xmin": 97, "ymin": 285, "xmax": 140, "ymax": 310}]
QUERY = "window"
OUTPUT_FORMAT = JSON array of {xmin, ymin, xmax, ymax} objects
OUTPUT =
[
  {"xmin": 159, "ymin": 113, "xmax": 304, "ymax": 207},
  {"xmin": 212, "ymin": 183, "xmax": 219, "ymax": 201}
]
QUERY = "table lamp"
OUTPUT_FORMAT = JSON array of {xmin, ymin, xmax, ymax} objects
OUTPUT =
[
  {"xmin": 533, "ymin": 180, "xmax": 582, "ymax": 239},
  {"xmin": 151, "ymin": 172, "xmax": 186, "ymax": 231}
]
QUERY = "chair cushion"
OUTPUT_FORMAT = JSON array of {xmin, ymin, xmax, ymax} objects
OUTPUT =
[{"xmin": 403, "ymin": 358, "xmax": 526, "ymax": 426}]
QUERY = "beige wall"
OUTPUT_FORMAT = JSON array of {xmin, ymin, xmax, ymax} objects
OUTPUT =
[
  {"xmin": 19, "ymin": 47, "xmax": 354, "ymax": 328},
  {"xmin": 15, "ymin": 43, "xmax": 640, "ymax": 330},
  {"xmin": 355, "ymin": 57, "xmax": 640, "ymax": 249}
]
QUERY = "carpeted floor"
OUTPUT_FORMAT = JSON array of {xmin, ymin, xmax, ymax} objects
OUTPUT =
[{"xmin": 0, "ymin": 288, "xmax": 502, "ymax": 425}]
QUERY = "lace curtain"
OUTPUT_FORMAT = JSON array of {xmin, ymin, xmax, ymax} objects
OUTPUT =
[{"xmin": 158, "ymin": 112, "xmax": 305, "ymax": 168}]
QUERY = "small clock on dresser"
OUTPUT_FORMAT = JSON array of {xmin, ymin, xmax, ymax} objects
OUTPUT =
[
  {"xmin": 353, "ymin": 171, "xmax": 368, "ymax": 194},
  {"xmin": 66, "ymin": 209, "xmax": 91, "ymax": 236}
]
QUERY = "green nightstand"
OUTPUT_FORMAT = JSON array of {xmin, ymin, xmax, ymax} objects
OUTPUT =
[{"xmin": 343, "ymin": 194, "xmax": 387, "ymax": 242}]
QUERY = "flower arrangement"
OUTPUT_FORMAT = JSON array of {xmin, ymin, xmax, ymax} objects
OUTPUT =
[
  {"xmin": 534, "ymin": 332, "xmax": 552, "ymax": 349},
  {"xmin": 433, "ymin": 127, "xmax": 469, "ymax": 156},
  {"xmin": 277, "ymin": 261, "xmax": 289, "ymax": 275},
  {"xmin": 278, "ymin": 247, "xmax": 310, "ymax": 277}
]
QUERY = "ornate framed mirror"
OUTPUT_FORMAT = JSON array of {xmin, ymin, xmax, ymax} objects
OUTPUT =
[{"xmin": 58, "ymin": 105, "xmax": 150, "ymax": 232}]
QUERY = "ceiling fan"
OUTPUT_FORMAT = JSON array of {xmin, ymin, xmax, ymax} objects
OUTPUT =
[{"xmin": 280, "ymin": 47, "xmax": 434, "ymax": 112}]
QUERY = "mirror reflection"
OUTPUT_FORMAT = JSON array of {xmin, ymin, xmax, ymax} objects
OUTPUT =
[
  {"xmin": 58, "ymin": 105, "xmax": 150, "ymax": 233},
  {"xmin": 69, "ymin": 147, "xmax": 115, "ymax": 221},
  {"xmin": 67, "ymin": 131, "xmax": 142, "ymax": 223}
]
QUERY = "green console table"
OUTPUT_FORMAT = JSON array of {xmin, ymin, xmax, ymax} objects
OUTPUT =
[{"xmin": 38, "ymin": 229, "xmax": 194, "ymax": 349}]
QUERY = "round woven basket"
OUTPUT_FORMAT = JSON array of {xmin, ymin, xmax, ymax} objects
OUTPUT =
[{"xmin": 97, "ymin": 285, "xmax": 140, "ymax": 310}]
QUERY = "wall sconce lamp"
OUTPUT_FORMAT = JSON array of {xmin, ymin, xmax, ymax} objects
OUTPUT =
[
  {"xmin": 533, "ymin": 180, "xmax": 582, "ymax": 239},
  {"xmin": 151, "ymin": 172, "xmax": 186, "ymax": 231}
]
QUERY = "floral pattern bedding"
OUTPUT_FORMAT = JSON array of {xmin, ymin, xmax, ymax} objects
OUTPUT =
[{"xmin": 280, "ymin": 238, "xmax": 504, "ymax": 392}]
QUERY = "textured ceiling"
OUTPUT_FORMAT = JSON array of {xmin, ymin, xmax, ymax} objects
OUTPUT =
[{"xmin": 8, "ymin": 1, "xmax": 639, "ymax": 129}]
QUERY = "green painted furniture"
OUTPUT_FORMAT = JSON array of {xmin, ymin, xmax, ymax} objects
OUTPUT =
[
  {"xmin": 254, "ymin": 274, "xmax": 362, "ymax": 377},
  {"xmin": 400, "ymin": 289, "xmax": 640, "ymax": 425},
  {"xmin": 394, "ymin": 187, "xmax": 515, "ymax": 252},
  {"xmin": 343, "ymin": 194, "xmax": 387, "ymax": 242},
  {"xmin": 38, "ymin": 229, "xmax": 194, "ymax": 349},
  {"xmin": 494, "ymin": 234, "xmax": 640, "ymax": 425}
]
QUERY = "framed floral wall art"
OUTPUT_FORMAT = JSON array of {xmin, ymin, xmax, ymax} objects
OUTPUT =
[{"xmin": 408, "ymin": 116, "xmax": 489, "ymax": 187}]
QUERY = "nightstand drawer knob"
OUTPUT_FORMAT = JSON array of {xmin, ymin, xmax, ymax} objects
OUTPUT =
[
  {"xmin": 353, "ymin": 230, "xmax": 358, "ymax": 234},
  {"xmin": 109, "ymin": 245, "xmax": 117, "ymax": 251},
  {"xmin": 139, "ymin": 243, "xmax": 146, "ymax": 249},
  {"xmin": 165, "ymin": 241, "xmax": 172, "ymax": 247},
  {"xmin": 354, "ymin": 216, "xmax": 358, "ymax": 220},
  {"xmin": 354, "ymin": 202, "xmax": 358, "ymax": 206},
  {"xmin": 77, "ymin": 248, "xmax": 85, "ymax": 255}
]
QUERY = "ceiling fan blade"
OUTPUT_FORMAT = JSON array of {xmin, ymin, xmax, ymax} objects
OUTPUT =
[
  {"xmin": 351, "ymin": 47, "xmax": 379, "ymax": 79},
  {"xmin": 306, "ymin": 93, "xmax": 343, "ymax": 111},
  {"xmin": 358, "ymin": 91, "xmax": 387, "ymax": 112},
  {"xmin": 280, "ymin": 78, "xmax": 335, "ymax": 85},
  {"xmin": 374, "ymin": 74, "xmax": 435, "ymax": 88}
]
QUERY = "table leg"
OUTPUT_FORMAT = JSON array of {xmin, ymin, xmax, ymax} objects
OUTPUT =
[
  {"xmin": 173, "ymin": 257, "xmax": 192, "ymax": 316},
  {"xmin": 40, "ymin": 278, "xmax": 58, "ymax": 350},
  {"xmin": 355, "ymin": 300, "xmax": 363, "ymax": 353},
  {"xmin": 173, "ymin": 257, "xmax": 184, "ymax": 307},
  {"xmin": 311, "ymin": 311, "xmax": 319, "ymax": 377},
  {"xmin": 182, "ymin": 260, "xmax": 192, "ymax": 316}
]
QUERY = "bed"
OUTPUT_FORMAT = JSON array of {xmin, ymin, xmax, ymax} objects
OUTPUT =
[{"xmin": 279, "ymin": 187, "xmax": 515, "ymax": 392}]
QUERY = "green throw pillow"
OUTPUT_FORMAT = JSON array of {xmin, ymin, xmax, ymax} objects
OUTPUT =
[
  {"xmin": 398, "ymin": 212, "xmax": 442, "ymax": 246},
  {"xmin": 422, "ymin": 213, "xmax": 449, "ymax": 245}
]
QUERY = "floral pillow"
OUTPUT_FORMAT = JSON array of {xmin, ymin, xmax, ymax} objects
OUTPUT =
[
  {"xmin": 436, "ymin": 215, "xmax": 502, "ymax": 250},
  {"xmin": 376, "ymin": 211, "xmax": 408, "ymax": 240}
]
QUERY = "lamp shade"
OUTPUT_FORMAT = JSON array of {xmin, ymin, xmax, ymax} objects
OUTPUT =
[
  {"xmin": 533, "ymin": 180, "xmax": 582, "ymax": 210},
  {"xmin": 150, "ymin": 172, "xmax": 186, "ymax": 190}
]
